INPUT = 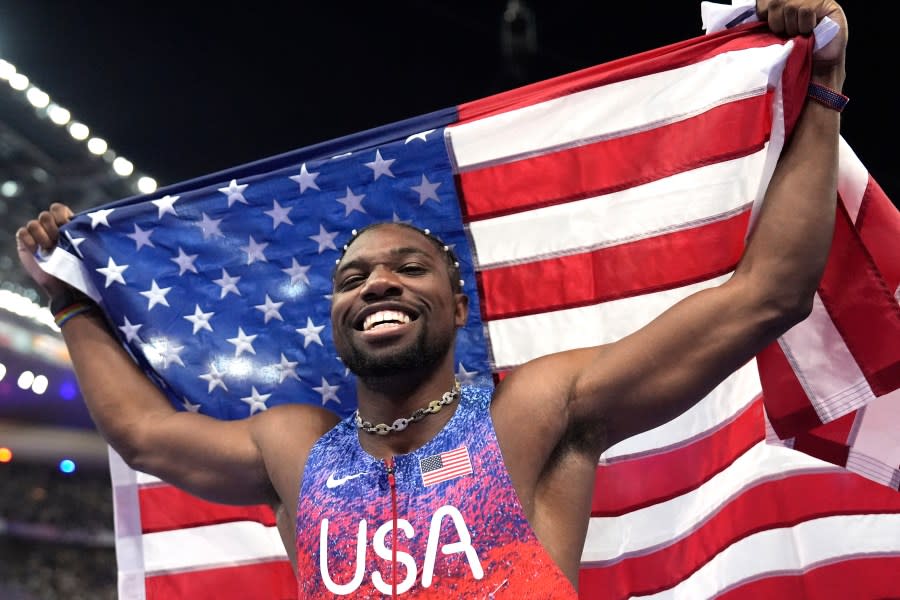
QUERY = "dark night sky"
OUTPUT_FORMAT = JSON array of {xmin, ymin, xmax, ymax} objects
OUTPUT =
[{"xmin": 0, "ymin": 1, "xmax": 895, "ymax": 198}]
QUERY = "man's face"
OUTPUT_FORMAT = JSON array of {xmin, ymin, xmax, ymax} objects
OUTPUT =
[{"xmin": 330, "ymin": 225, "xmax": 468, "ymax": 378}]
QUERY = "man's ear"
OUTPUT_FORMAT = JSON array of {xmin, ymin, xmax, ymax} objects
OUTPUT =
[{"xmin": 454, "ymin": 292, "xmax": 469, "ymax": 328}]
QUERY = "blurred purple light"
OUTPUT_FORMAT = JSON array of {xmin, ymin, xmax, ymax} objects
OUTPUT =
[{"xmin": 59, "ymin": 380, "xmax": 78, "ymax": 401}]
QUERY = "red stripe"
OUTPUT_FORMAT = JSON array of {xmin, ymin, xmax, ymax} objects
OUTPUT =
[
  {"xmin": 145, "ymin": 560, "xmax": 296, "ymax": 600},
  {"xmin": 579, "ymin": 472, "xmax": 900, "ymax": 600},
  {"xmin": 479, "ymin": 210, "xmax": 749, "ymax": 321},
  {"xmin": 757, "ymin": 342, "xmax": 824, "ymax": 439},
  {"xmin": 139, "ymin": 483, "xmax": 276, "ymax": 533},
  {"xmin": 458, "ymin": 92, "xmax": 773, "ymax": 221},
  {"xmin": 792, "ymin": 430, "xmax": 850, "ymax": 468},
  {"xmin": 715, "ymin": 556, "xmax": 900, "ymax": 600},
  {"xmin": 817, "ymin": 202, "xmax": 900, "ymax": 396},
  {"xmin": 458, "ymin": 24, "xmax": 785, "ymax": 123},
  {"xmin": 592, "ymin": 397, "xmax": 764, "ymax": 517},
  {"xmin": 854, "ymin": 176, "xmax": 900, "ymax": 291}
]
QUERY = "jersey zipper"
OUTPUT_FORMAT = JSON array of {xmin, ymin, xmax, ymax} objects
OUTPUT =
[{"xmin": 386, "ymin": 456, "xmax": 398, "ymax": 598}]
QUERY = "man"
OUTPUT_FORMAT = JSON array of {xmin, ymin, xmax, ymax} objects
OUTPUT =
[{"xmin": 16, "ymin": 0, "xmax": 848, "ymax": 596}]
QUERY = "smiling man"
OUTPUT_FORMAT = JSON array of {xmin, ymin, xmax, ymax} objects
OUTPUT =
[{"xmin": 15, "ymin": 1, "xmax": 850, "ymax": 597}]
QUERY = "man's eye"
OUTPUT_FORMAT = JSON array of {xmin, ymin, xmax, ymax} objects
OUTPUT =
[
  {"xmin": 340, "ymin": 275, "xmax": 365, "ymax": 289},
  {"xmin": 399, "ymin": 264, "xmax": 426, "ymax": 275}
]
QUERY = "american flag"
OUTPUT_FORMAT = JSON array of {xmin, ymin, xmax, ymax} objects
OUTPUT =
[
  {"xmin": 40, "ymin": 6, "xmax": 900, "ymax": 600},
  {"xmin": 419, "ymin": 446, "xmax": 473, "ymax": 487}
]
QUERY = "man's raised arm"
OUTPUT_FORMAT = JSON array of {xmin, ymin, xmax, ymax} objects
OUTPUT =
[
  {"xmin": 496, "ymin": 0, "xmax": 849, "ymax": 456},
  {"xmin": 16, "ymin": 203, "xmax": 338, "ymax": 506}
]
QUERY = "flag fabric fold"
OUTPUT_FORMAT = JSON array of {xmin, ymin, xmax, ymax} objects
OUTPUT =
[{"xmin": 40, "ymin": 11, "xmax": 899, "ymax": 600}]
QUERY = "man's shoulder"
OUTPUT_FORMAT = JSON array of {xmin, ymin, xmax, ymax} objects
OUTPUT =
[{"xmin": 252, "ymin": 403, "xmax": 342, "ymax": 447}]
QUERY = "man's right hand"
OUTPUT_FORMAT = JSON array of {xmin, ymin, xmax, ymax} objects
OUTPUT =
[{"xmin": 15, "ymin": 202, "xmax": 75, "ymax": 299}]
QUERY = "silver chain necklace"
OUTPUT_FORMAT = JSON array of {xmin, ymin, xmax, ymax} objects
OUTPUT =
[{"xmin": 355, "ymin": 379, "xmax": 461, "ymax": 435}]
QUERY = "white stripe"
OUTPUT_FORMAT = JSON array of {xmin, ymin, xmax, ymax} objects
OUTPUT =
[
  {"xmin": 469, "ymin": 154, "xmax": 761, "ymax": 269},
  {"xmin": 488, "ymin": 273, "xmax": 730, "ymax": 368},
  {"xmin": 39, "ymin": 246, "xmax": 101, "ymax": 303},
  {"xmin": 136, "ymin": 470, "xmax": 163, "ymax": 485},
  {"xmin": 582, "ymin": 443, "xmax": 837, "ymax": 562},
  {"xmin": 448, "ymin": 43, "xmax": 790, "ymax": 170},
  {"xmin": 837, "ymin": 136, "xmax": 870, "ymax": 224},
  {"xmin": 109, "ymin": 449, "xmax": 147, "ymax": 600},
  {"xmin": 847, "ymin": 389, "xmax": 900, "ymax": 489},
  {"xmin": 601, "ymin": 362, "xmax": 761, "ymax": 460},
  {"xmin": 778, "ymin": 292, "xmax": 875, "ymax": 423},
  {"xmin": 142, "ymin": 520, "xmax": 288, "ymax": 574},
  {"xmin": 635, "ymin": 513, "xmax": 900, "ymax": 599}
]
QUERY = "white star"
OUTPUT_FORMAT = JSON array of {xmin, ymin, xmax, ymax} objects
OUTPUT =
[
  {"xmin": 152, "ymin": 195, "xmax": 179, "ymax": 219},
  {"xmin": 88, "ymin": 208, "xmax": 115, "ymax": 229},
  {"xmin": 118, "ymin": 316, "xmax": 142, "ymax": 343},
  {"xmin": 227, "ymin": 327, "xmax": 257, "ymax": 357},
  {"xmin": 309, "ymin": 225, "xmax": 339, "ymax": 254},
  {"xmin": 335, "ymin": 186, "xmax": 367, "ymax": 216},
  {"xmin": 199, "ymin": 363, "xmax": 228, "ymax": 393},
  {"xmin": 218, "ymin": 179, "xmax": 249, "ymax": 207},
  {"xmin": 139, "ymin": 280, "xmax": 172, "ymax": 310},
  {"xmin": 282, "ymin": 258, "xmax": 311, "ymax": 286},
  {"xmin": 241, "ymin": 386, "xmax": 271, "ymax": 415},
  {"xmin": 197, "ymin": 212, "xmax": 225, "ymax": 240},
  {"xmin": 181, "ymin": 397, "xmax": 202, "ymax": 413},
  {"xmin": 405, "ymin": 129, "xmax": 435, "ymax": 143},
  {"xmin": 313, "ymin": 377, "xmax": 341, "ymax": 406},
  {"xmin": 65, "ymin": 232, "xmax": 86, "ymax": 258},
  {"xmin": 171, "ymin": 247, "xmax": 199, "ymax": 275},
  {"xmin": 213, "ymin": 269, "xmax": 241, "ymax": 298},
  {"xmin": 411, "ymin": 174, "xmax": 442, "ymax": 204},
  {"xmin": 126, "ymin": 224, "xmax": 155, "ymax": 250},
  {"xmin": 241, "ymin": 235, "xmax": 269, "ymax": 265},
  {"xmin": 274, "ymin": 353, "xmax": 300, "ymax": 383},
  {"xmin": 364, "ymin": 149, "xmax": 396, "ymax": 180},
  {"xmin": 184, "ymin": 305, "xmax": 214, "ymax": 334},
  {"xmin": 391, "ymin": 212, "xmax": 412, "ymax": 225},
  {"xmin": 160, "ymin": 341, "xmax": 185, "ymax": 368},
  {"xmin": 264, "ymin": 199, "xmax": 293, "ymax": 229},
  {"xmin": 255, "ymin": 294, "xmax": 284, "ymax": 324},
  {"xmin": 290, "ymin": 162, "xmax": 320, "ymax": 193},
  {"xmin": 296, "ymin": 317, "xmax": 325, "ymax": 348},
  {"xmin": 456, "ymin": 362, "xmax": 478, "ymax": 386},
  {"xmin": 96, "ymin": 257, "xmax": 128, "ymax": 287}
]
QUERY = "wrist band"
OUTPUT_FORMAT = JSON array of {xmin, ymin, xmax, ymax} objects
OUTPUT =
[
  {"xmin": 54, "ymin": 301, "xmax": 95, "ymax": 328},
  {"xmin": 50, "ymin": 287, "xmax": 91, "ymax": 315},
  {"xmin": 807, "ymin": 82, "xmax": 849, "ymax": 112}
]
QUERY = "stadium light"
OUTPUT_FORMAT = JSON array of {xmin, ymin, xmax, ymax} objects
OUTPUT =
[
  {"xmin": 87, "ymin": 137, "xmax": 108, "ymax": 155},
  {"xmin": 17, "ymin": 370, "xmax": 35, "ymax": 389},
  {"xmin": 68, "ymin": 121, "xmax": 90, "ymax": 140},
  {"xmin": 47, "ymin": 103, "xmax": 71, "ymax": 125},
  {"xmin": 137, "ymin": 176, "xmax": 158, "ymax": 194}
]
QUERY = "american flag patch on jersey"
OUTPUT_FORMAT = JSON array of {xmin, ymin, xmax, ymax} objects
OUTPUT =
[{"xmin": 419, "ymin": 446, "xmax": 473, "ymax": 487}]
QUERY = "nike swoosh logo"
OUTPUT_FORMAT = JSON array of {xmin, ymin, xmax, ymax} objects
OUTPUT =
[{"xmin": 326, "ymin": 472, "xmax": 367, "ymax": 489}]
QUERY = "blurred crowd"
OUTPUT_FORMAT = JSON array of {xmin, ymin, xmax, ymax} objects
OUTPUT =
[{"xmin": 0, "ymin": 461, "xmax": 116, "ymax": 599}]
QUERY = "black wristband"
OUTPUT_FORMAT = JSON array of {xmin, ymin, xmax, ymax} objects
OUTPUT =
[{"xmin": 49, "ymin": 287, "xmax": 92, "ymax": 316}]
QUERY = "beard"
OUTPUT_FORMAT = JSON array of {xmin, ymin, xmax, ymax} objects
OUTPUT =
[{"xmin": 339, "ymin": 322, "xmax": 454, "ymax": 378}]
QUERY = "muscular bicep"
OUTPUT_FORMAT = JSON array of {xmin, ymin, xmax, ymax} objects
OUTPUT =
[
  {"xmin": 570, "ymin": 276, "xmax": 795, "ymax": 450},
  {"xmin": 129, "ymin": 403, "xmax": 340, "ymax": 508},
  {"xmin": 128, "ymin": 410, "xmax": 275, "ymax": 505}
]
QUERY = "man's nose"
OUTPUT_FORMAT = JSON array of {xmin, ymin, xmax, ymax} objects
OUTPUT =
[{"xmin": 360, "ymin": 266, "xmax": 402, "ymax": 300}]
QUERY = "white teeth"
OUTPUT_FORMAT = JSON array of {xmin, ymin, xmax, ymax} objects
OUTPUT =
[{"xmin": 363, "ymin": 310, "xmax": 411, "ymax": 331}]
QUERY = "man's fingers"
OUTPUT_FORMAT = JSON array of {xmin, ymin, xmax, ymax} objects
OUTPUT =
[
  {"xmin": 38, "ymin": 210, "xmax": 60, "ymax": 244},
  {"xmin": 49, "ymin": 202, "xmax": 74, "ymax": 224},
  {"xmin": 759, "ymin": 1, "xmax": 835, "ymax": 37},
  {"xmin": 15, "ymin": 228, "xmax": 37, "ymax": 254},
  {"xmin": 25, "ymin": 217, "xmax": 53, "ymax": 250}
]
